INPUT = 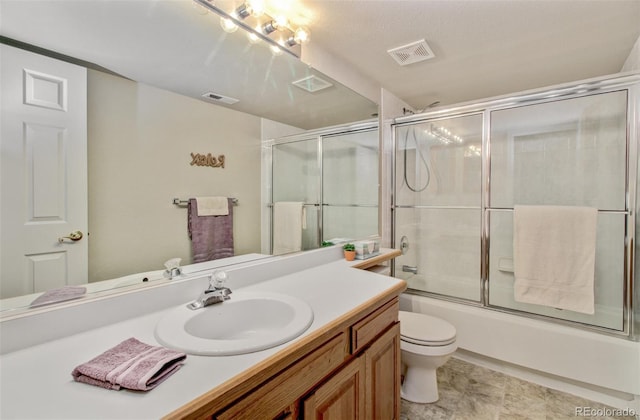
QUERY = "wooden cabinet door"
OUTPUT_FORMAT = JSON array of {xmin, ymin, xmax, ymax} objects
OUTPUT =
[
  {"xmin": 303, "ymin": 356, "xmax": 366, "ymax": 420},
  {"xmin": 214, "ymin": 333, "xmax": 348, "ymax": 420},
  {"xmin": 365, "ymin": 323, "xmax": 401, "ymax": 420}
]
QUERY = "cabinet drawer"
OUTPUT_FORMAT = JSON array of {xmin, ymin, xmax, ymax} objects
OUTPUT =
[
  {"xmin": 351, "ymin": 298, "xmax": 398, "ymax": 353},
  {"xmin": 215, "ymin": 332, "xmax": 349, "ymax": 420}
]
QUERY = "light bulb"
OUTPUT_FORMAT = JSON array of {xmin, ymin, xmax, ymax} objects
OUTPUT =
[
  {"xmin": 248, "ymin": 0, "xmax": 265, "ymax": 17},
  {"xmin": 220, "ymin": 17, "xmax": 238, "ymax": 33},
  {"xmin": 274, "ymin": 15, "xmax": 289, "ymax": 29},
  {"xmin": 293, "ymin": 26, "xmax": 310, "ymax": 44},
  {"xmin": 271, "ymin": 44, "xmax": 283, "ymax": 56}
]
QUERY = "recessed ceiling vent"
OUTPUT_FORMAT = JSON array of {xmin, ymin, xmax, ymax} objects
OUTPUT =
[
  {"xmin": 201, "ymin": 92, "xmax": 239, "ymax": 105},
  {"xmin": 292, "ymin": 75, "xmax": 333, "ymax": 93},
  {"xmin": 387, "ymin": 39, "xmax": 435, "ymax": 66}
]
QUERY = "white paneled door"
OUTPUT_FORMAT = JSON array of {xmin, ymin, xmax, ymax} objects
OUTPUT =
[{"xmin": 1, "ymin": 44, "xmax": 88, "ymax": 299}]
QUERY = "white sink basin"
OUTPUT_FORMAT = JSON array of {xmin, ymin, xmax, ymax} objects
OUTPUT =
[{"xmin": 155, "ymin": 291, "xmax": 314, "ymax": 356}]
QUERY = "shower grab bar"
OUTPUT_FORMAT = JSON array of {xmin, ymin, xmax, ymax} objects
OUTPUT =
[{"xmin": 173, "ymin": 197, "xmax": 238, "ymax": 207}]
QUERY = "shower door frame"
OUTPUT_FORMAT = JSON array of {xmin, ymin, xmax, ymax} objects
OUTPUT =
[
  {"xmin": 266, "ymin": 120, "xmax": 380, "ymax": 253},
  {"xmin": 391, "ymin": 73, "xmax": 640, "ymax": 340}
]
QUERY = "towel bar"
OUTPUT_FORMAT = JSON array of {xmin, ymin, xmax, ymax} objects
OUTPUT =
[{"xmin": 173, "ymin": 197, "xmax": 238, "ymax": 207}]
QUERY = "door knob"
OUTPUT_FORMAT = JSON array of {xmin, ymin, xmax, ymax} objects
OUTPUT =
[{"xmin": 58, "ymin": 230, "xmax": 83, "ymax": 243}]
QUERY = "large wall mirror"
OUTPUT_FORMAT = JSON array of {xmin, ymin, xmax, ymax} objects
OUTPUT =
[{"xmin": 0, "ymin": 0, "xmax": 379, "ymax": 312}]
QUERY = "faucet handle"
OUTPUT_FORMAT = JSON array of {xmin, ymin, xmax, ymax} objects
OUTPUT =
[{"xmin": 211, "ymin": 270, "xmax": 228, "ymax": 289}]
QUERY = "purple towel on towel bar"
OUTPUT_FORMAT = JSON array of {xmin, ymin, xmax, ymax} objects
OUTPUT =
[
  {"xmin": 188, "ymin": 198, "xmax": 234, "ymax": 263},
  {"xmin": 71, "ymin": 338, "xmax": 186, "ymax": 391}
]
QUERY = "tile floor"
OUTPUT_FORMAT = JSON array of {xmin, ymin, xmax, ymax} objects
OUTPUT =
[{"xmin": 400, "ymin": 358, "xmax": 637, "ymax": 420}]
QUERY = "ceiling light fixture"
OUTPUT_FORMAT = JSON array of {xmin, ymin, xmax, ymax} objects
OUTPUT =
[{"xmin": 193, "ymin": 0, "xmax": 310, "ymax": 58}]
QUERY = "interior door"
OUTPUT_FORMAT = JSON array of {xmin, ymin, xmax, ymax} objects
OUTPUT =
[{"xmin": 1, "ymin": 44, "xmax": 88, "ymax": 299}]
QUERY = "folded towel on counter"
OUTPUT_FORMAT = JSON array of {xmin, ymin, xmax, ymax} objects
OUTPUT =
[
  {"xmin": 30, "ymin": 286, "xmax": 86, "ymax": 307},
  {"xmin": 513, "ymin": 205, "xmax": 597, "ymax": 314},
  {"xmin": 71, "ymin": 338, "xmax": 186, "ymax": 391},
  {"xmin": 195, "ymin": 196, "xmax": 229, "ymax": 216}
]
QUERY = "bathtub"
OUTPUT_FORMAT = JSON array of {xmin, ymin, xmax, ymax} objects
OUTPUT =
[{"xmin": 400, "ymin": 292, "xmax": 640, "ymax": 411}]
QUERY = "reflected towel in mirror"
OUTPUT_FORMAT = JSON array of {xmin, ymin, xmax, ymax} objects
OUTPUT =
[
  {"xmin": 195, "ymin": 196, "xmax": 229, "ymax": 216},
  {"xmin": 188, "ymin": 198, "xmax": 234, "ymax": 263},
  {"xmin": 29, "ymin": 286, "xmax": 86, "ymax": 307},
  {"xmin": 273, "ymin": 202, "xmax": 305, "ymax": 255}
]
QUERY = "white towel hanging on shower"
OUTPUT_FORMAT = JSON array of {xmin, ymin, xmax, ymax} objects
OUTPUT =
[
  {"xmin": 272, "ymin": 202, "xmax": 304, "ymax": 255},
  {"xmin": 513, "ymin": 205, "xmax": 597, "ymax": 314}
]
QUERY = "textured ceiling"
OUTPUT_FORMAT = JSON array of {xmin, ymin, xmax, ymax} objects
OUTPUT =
[
  {"xmin": 304, "ymin": 0, "xmax": 640, "ymax": 109},
  {"xmin": 2, "ymin": 0, "xmax": 639, "ymax": 123}
]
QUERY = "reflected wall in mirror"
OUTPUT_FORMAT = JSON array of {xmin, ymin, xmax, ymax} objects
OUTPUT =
[
  {"xmin": 0, "ymin": 0, "xmax": 379, "ymax": 311},
  {"xmin": 268, "ymin": 125, "xmax": 380, "ymax": 254}
]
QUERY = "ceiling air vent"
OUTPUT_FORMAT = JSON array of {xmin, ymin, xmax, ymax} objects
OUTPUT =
[
  {"xmin": 201, "ymin": 92, "xmax": 239, "ymax": 105},
  {"xmin": 387, "ymin": 39, "xmax": 435, "ymax": 66},
  {"xmin": 292, "ymin": 75, "xmax": 333, "ymax": 93}
]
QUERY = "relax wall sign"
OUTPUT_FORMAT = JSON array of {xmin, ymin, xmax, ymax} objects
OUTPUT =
[{"xmin": 190, "ymin": 153, "xmax": 225, "ymax": 168}]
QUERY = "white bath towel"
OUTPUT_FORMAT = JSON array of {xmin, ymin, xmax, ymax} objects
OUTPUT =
[
  {"xmin": 195, "ymin": 196, "xmax": 229, "ymax": 216},
  {"xmin": 513, "ymin": 205, "xmax": 597, "ymax": 314},
  {"xmin": 273, "ymin": 202, "xmax": 305, "ymax": 255}
]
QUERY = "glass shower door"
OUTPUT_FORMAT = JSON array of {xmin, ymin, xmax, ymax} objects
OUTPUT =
[
  {"xmin": 394, "ymin": 114, "xmax": 483, "ymax": 301},
  {"xmin": 272, "ymin": 138, "xmax": 320, "ymax": 251},
  {"xmin": 322, "ymin": 129, "xmax": 379, "ymax": 242},
  {"xmin": 488, "ymin": 91, "xmax": 628, "ymax": 330}
]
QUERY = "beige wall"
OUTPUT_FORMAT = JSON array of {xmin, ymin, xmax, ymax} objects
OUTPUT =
[{"xmin": 87, "ymin": 70, "xmax": 262, "ymax": 282}]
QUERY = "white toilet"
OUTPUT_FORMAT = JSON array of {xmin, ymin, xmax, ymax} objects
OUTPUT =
[{"xmin": 399, "ymin": 310, "xmax": 457, "ymax": 404}]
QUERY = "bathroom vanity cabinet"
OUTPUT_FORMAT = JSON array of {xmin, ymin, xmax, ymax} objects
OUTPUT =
[{"xmin": 165, "ymin": 296, "xmax": 402, "ymax": 420}]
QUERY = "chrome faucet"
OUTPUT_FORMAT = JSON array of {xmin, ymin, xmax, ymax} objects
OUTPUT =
[
  {"xmin": 166, "ymin": 267, "xmax": 182, "ymax": 279},
  {"xmin": 402, "ymin": 265, "xmax": 418, "ymax": 274},
  {"xmin": 187, "ymin": 271, "xmax": 232, "ymax": 310},
  {"xmin": 163, "ymin": 258, "xmax": 182, "ymax": 280}
]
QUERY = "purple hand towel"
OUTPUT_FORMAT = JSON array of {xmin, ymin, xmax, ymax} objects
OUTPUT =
[
  {"xmin": 188, "ymin": 198, "xmax": 234, "ymax": 263},
  {"xmin": 71, "ymin": 338, "xmax": 186, "ymax": 391},
  {"xmin": 30, "ymin": 286, "xmax": 86, "ymax": 307}
]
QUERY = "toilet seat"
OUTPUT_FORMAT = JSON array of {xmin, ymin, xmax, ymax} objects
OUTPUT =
[{"xmin": 399, "ymin": 311, "xmax": 456, "ymax": 347}]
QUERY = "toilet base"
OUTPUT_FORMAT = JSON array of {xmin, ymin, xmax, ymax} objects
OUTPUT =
[{"xmin": 401, "ymin": 365, "xmax": 439, "ymax": 403}]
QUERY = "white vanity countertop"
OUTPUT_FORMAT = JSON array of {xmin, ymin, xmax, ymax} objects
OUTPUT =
[{"xmin": 0, "ymin": 251, "xmax": 403, "ymax": 419}]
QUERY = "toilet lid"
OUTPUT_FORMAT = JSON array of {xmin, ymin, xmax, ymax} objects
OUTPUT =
[{"xmin": 399, "ymin": 311, "xmax": 456, "ymax": 346}]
